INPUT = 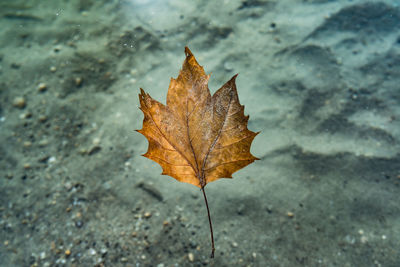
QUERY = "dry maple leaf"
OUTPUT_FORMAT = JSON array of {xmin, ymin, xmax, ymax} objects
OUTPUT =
[{"xmin": 137, "ymin": 47, "xmax": 258, "ymax": 258}]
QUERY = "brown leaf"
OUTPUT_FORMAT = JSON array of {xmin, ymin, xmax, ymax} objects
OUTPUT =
[
  {"xmin": 137, "ymin": 47, "xmax": 258, "ymax": 188},
  {"xmin": 136, "ymin": 47, "xmax": 258, "ymax": 258}
]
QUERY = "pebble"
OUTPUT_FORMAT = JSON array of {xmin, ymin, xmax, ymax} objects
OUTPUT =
[
  {"xmin": 23, "ymin": 141, "xmax": 32, "ymax": 147},
  {"xmin": 88, "ymin": 248, "xmax": 96, "ymax": 255},
  {"xmin": 232, "ymin": 241, "xmax": 238, "ymax": 248},
  {"xmin": 188, "ymin": 252, "xmax": 194, "ymax": 262},
  {"xmin": 287, "ymin": 211, "xmax": 294, "ymax": 218},
  {"xmin": 53, "ymin": 45, "xmax": 61, "ymax": 53},
  {"xmin": 100, "ymin": 248, "xmax": 107, "ymax": 256},
  {"xmin": 75, "ymin": 220, "xmax": 84, "ymax": 228},
  {"xmin": 75, "ymin": 77, "xmax": 83, "ymax": 86},
  {"xmin": 13, "ymin": 97, "xmax": 26, "ymax": 109},
  {"xmin": 38, "ymin": 139, "xmax": 49, "ymax": 147},
  {"xmin": 48, "ymin": 156, "xmax": 56, "ymax": 163},
  {"xmin": 19, "ymin": 112, "xmax": 32, "ymax": 119},
  {"xmin": 144, "ymin": 211, "xmax": 152, "ymax": 219},
  {"xmin": 23, "ymin": 163, "xmax": 31, "ymax": 169},
  {"xmin": 37, "ymin": 83, "xmax": 47, "ymax": 92},
  {"xmin": 50, "ymin": 66, "xmax": 57, "ymax": 72},
  {"xmin": 65, "ymin": 249, "xmax": 71, "ymax": 256},
  {"xmin": 92, "ymin": 137, "xmax": 101, "ymax": 146},
  {"xmin": 39, "ymin": 115, "xmax": 47, "ymax": 123}
]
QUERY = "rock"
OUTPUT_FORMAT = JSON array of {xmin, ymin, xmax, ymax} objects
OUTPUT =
[
  {"xmin": 23, "ymin": 163, "xmax": 31, "ymax": 169},
  {"xmin": 188, "ymin": 252, "xmax": 194, "ymax": 262},
  {"xmin": 75, "ymin": 220, "xmax": 84, "ymax": 228},
  {"xmin": 13, "ymin": 97, "xmax": 26, "ymax": 109},
  {"xmin": 144, "ymin": 211, "xmax": 152, "ymax": 218},
  {"xmin": 38, "ymin": 139, "xmax": 49, "ymax": 147},
  {"xmin": 38, "ymin": 115, "xmax": 47, "ymax": 123},
  {"xmin": 37, "ymin": 83, "xmax": 47, "ymax": 92},
  {"xmin": 75, "ymin": 77, "xmax": 83, "ymax": 87},
  {"xmin": 23, "ymin": 141, "xmax": 32, "ymax": 148},
  {"xmin": 65, "ymin": 249, "xmax": 71, "ymax": 257},
  {"xmin": 88, "ymin": 248, "xmax": 96, "ymax": 256}
]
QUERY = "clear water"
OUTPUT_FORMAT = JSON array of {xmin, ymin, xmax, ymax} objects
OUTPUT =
[{"xmin": 1, "ymin": 0, "xmax": 399, "ymax": 266}]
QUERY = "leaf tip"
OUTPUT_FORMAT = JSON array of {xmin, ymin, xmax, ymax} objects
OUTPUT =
[{"xmin": 184, "ymin": 46, "xmax": 193, "ymax": 57}]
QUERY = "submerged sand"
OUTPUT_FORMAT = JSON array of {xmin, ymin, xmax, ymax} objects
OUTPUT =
[{"xmin": 1, "ymin": 0, "xmax": 399, "ymax": 266}]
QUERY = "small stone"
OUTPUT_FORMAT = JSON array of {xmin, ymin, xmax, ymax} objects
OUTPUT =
[
  {"xmin": 23, "ymin": 141, "xmax": 32, "ymax": 148},
  {"xmin": 88, "ymin": 248, "xmax": 96, "ymax": 255},
  {"xmin": 37, "ymin": 83, "xmax": 47, "ymax": 92},
  {"xmin": 232, "ymin": 241, "xmax": 238, "ymax": 248},
  {"xmin": 92, "ymin": 137, "xmax": 101, "ymax": 146},
  {"xmin": 40, "ymin": 251, "xmax": 46, "ymax": 259},
  {"xmin": 100, "ymin": 248, "xmax": 108, "ymax": 256},
  {"xmin": 48, "ymin": 156, "xmax": 56, "ymax": 164},
  {"xmin": 39, "ymin": 115, "xmax": 47, "ymax": 123},
  {"xmin": 74, "ymin": 77, "xmax": 83, "ymax": 87},
  {"xmin": 13, "ymin": 97, "xmax": 26, "ymax": 109},
  {"xmin": 50, "ymin": 66, "xmax": 57, "ymax": 72},
  {"xmin": 144, "ymin": 211, "xmax": 152, "ymax": 218},
  {"xmin": 65, "ymin": 249, "xmax": 71, "ymax": 256},
  {"xmin": 19, "ymin": 112, "xmax": 32, "ymax": 119},
  {"xmin": 53, "ymin": 46, "xmax": 62, "ymax": 53},
  {"xmin": 360, "ymin": 236, "xmax": 368, "ymax": 243},
  {"xmin": 188, "ymin": 252, "xmax": 194, "ymax": 262},
  {"xmin": 38, "ymin": 139, "xmax": 49, "ymax": 147},
  {"xmin": 23, "ymin": 163, "xmax": 31, "ymax": 169},
  {"xmin": 75, "ymin": 220, "xmax": 84, "ymax": 228},
  {"xmin": 287, "ymin": 211, "xmax": 294, "ymax": 218}
]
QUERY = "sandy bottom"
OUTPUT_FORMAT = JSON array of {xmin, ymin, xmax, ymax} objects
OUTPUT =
[{"xmin": 1, "ymin": 0, "xmax": 400, "ymax": 266}]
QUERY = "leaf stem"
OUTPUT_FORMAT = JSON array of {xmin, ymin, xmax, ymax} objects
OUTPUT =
[{"xmin": 201, "ymin": 186, "xmax": 215, "ymax": 258}]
